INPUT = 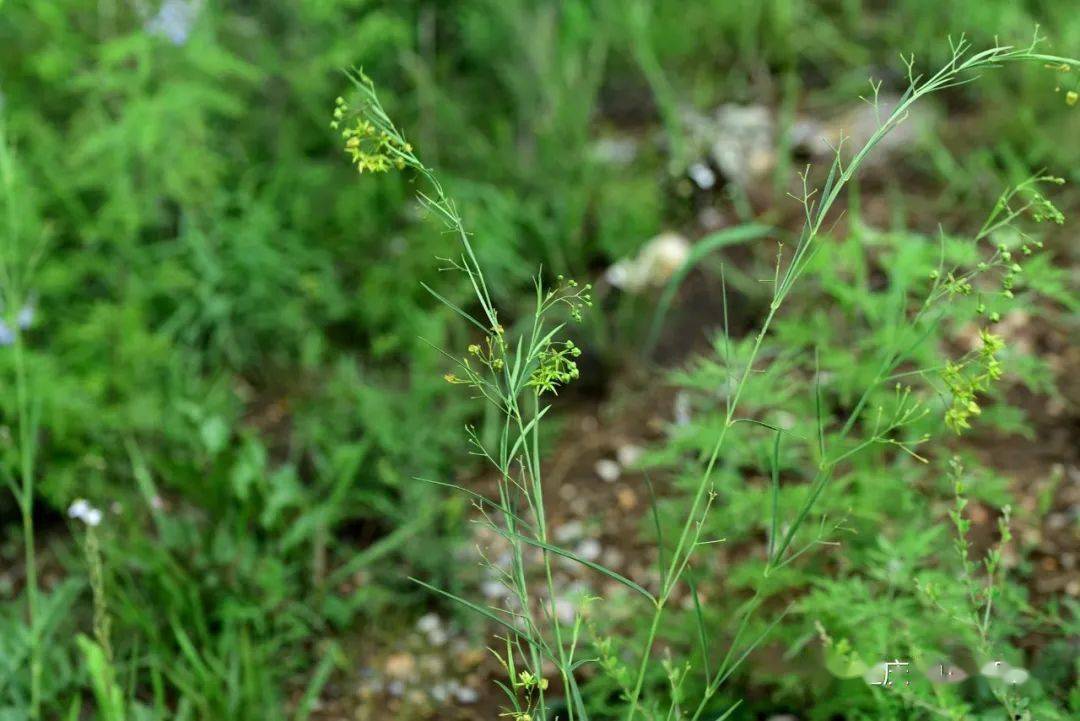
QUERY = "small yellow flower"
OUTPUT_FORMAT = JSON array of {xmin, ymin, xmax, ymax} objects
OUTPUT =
[{"xmin": 1067, "ymin": 90, "xmax": 1078, "ymax": 107}]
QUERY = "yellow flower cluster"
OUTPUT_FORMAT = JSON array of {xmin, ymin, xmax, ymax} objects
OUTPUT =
[
  {"xmin": 942, "ymin": 330, "xmax": 1004, "ymax": 434},
  {"xmin": 331, "ymin": 96, "xmax": 411, "ymax": 174},
  {"xmin": 1046, "ymin": 62, "xmax": 1079, "ymax": 106}
]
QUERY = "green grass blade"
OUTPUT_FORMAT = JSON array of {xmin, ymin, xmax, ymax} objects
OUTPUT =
[
  {"xmin": 711, "ymin": 699, "xmax": 743, "ymax": 721},
  {"xmin": 768, "ymin": 429, "xmax": 781, "ymax": 565},
  {"xmin": 409, "ymin": 577, "xmax": 531, "ymax": 641},
  {"xmin": 645, "ymin": 225, "xmax": 773, "ymax": 355},
  {"xmin": 642, "ymin": 471, "xmax": 667, "ymax": 585},
  {"xmin": 496, "ymin": 530, "xmax": 656, "ymax": 605},
  {"xmin": 293, "ymin": 642, "xmax": 340, "ymax": 721},
  {"xmin": 687, "ymin": 575, "xmax": 712, "ymax": 682},
  {"xmin": 420, "ymin": 281, "xmax": 488, "ymax": 333}
]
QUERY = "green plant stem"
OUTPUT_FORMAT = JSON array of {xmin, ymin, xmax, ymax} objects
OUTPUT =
[
  {"xmin": 1, "ymin": 118, "xmax": 41, "ymax": 721},
  {"xmin": 625, "ymin": 303, "xmax": 777, "ymax": 721},
  {"xmin": 14, "ymin": 319, "xmax": 41, "ymax": 720}
]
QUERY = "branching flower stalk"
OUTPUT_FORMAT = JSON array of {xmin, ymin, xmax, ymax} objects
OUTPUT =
[
  {"xmin": 912, "ymin": 457, "xmax": 1029, "ymax": 720},
  {"xmin": 338, "ymin": 31, "xmax": 1078, "ymax": 721},
  {"xmin": 338, "ymin": 70, "xmax": 599, "ymax": 720},
  {"xmin": 623, "ymin": 33, "xmax": 1079, "ymax": 720}
]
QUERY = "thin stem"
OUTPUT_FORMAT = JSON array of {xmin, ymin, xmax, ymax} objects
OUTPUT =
[{"xmin": 2, "ymin": 115, "xmax": 41, "ymax": 721}]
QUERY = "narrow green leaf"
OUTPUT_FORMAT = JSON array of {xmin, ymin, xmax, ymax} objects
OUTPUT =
[
  {"xmin": 768, "ymin": 429, "xmax": 781, "ymax": 565},
  {"xmin": 711, "ymin": 699, "xmax": 743, "ymax": 721},
  {"xmin": 294, "ymin": 643, "xmax": 340, "ymax": 721},
  {"xmin": 814, "ymin": 348, "xmax": 826, "ymax": 460},
  {"xmin": 645, "ymin": 225, "xmax": 773, "ymax": 355},
  {"xmin": 642, "ymin": 471, "xmax": 666, "ymax": 585},
  {"xmin": 687, "ymin": 575, "xmax": 712, "ymax": 682},
  {"xmin": 507, "ymin": 405, "xmax": 552, "ymax": 466},
  {"xmin": 410, "ymin": 577, "xmax": 530, "ymax": 641},
  {"xmin": 420, "ymin": 281, "xmax": 488, "ymax": 333},
  {"xmin": 495, "ymin": 530, "xmax": 656, "ymax": 604}
]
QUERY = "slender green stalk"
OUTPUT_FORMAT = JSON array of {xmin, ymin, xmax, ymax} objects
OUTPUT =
[
  {"xmin": 337, "ymin": 71, "xmax": 598, "ymax": 718},
  {"xmin": 14, "ymin": 331, "xmax": 41, "ymax": 720},
  {"xmin": 1, "ymin": 115, "xmax": 42, "ymax": 721}
]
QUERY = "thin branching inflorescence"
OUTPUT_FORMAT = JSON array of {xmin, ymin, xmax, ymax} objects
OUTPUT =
[
  {"xmin": 623, "ymin": 34, "xmax": 1079, "ymax": 720},
  {"xmin": 339, "ymin": 30, "xmax": 1077, "ymax": 720},
  {"xmin": 338, "ymin": 69, "xmax": 600, "ymax": 720}
]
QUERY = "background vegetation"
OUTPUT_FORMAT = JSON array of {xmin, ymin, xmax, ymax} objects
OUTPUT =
[{"xmin": 0, "ymin": 1, "xmax": 1076, "ymax": 720}]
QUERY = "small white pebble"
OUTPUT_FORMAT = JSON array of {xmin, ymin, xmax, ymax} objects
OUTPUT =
[
  {"xmin": 480, "ymin": 580, "xmax": 506, "ymax": 600},
  {"xmin": 594, "ymin": 458, "xmax": 621, "ymax": 483},
  {"xmin": 416, "ymin": 613, "xmax": 441, "ymax": 634},
  {"xmin": 688, "ymin": 162, "xmax": 716, "ymax": 190},
  {"xmin": 576, "ymin": 538, "xmax": 602, "ymax": 562},
  {"xmin": 602, "ymin": 548, "xmax": 624, "ymax": 568},
  {"xmin": 554, "ymin": 598, "xmax": 575, "ymax": 625},
  {"xmin": 616, "ymin": 444, "xmax": 644, "ymax": 468},
  {"xmin": 554, "ymin": 520, "xmax": 584, "ymax": 544},
  {"xmin": 674, "ymin": 392, "xmax": 692, "ymax": 426}
]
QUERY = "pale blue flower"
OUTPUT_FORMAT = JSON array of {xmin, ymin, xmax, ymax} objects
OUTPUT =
[
  {"xmin": 0, "ymin": 300, "xmax": 35, "ymax": 345},
  {"xmin": 16, "ymin": 303, "xmax": 33, "ymax": 329},
  {"xmin": 146, "ymin": 0, "xmax": 200, "ymax": 46}
]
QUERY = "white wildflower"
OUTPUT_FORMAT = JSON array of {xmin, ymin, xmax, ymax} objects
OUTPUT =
[
  {"xmin": 68, "ymin": 498, "xmax": 103, "ymax": 527},
  {"xmin": 575, "ymin": 538, "xmax": 602, "ymax": 562}
]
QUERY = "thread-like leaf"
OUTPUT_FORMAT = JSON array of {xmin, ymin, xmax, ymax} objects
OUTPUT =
[
  {"xmin": 711, "ymin": 700, "xmax": 743, "ymax": 721},
  {"xmin": 410, "ymin": 577, "xmax": 530, "ymax": 641},
  {"xmin": 768, "ymin": 429, "xmax": 781, "ymax": 565},
  {"xmin": 496, "ymin": 530, "xmax": 656, "ymax": 605},
  {"xmin": 687, "ymin": 575, "xmax": 712, "ymax": 682},
  {"xmin": 420, "ymin": 281, "xmax": 488, "ymax": 333}
]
